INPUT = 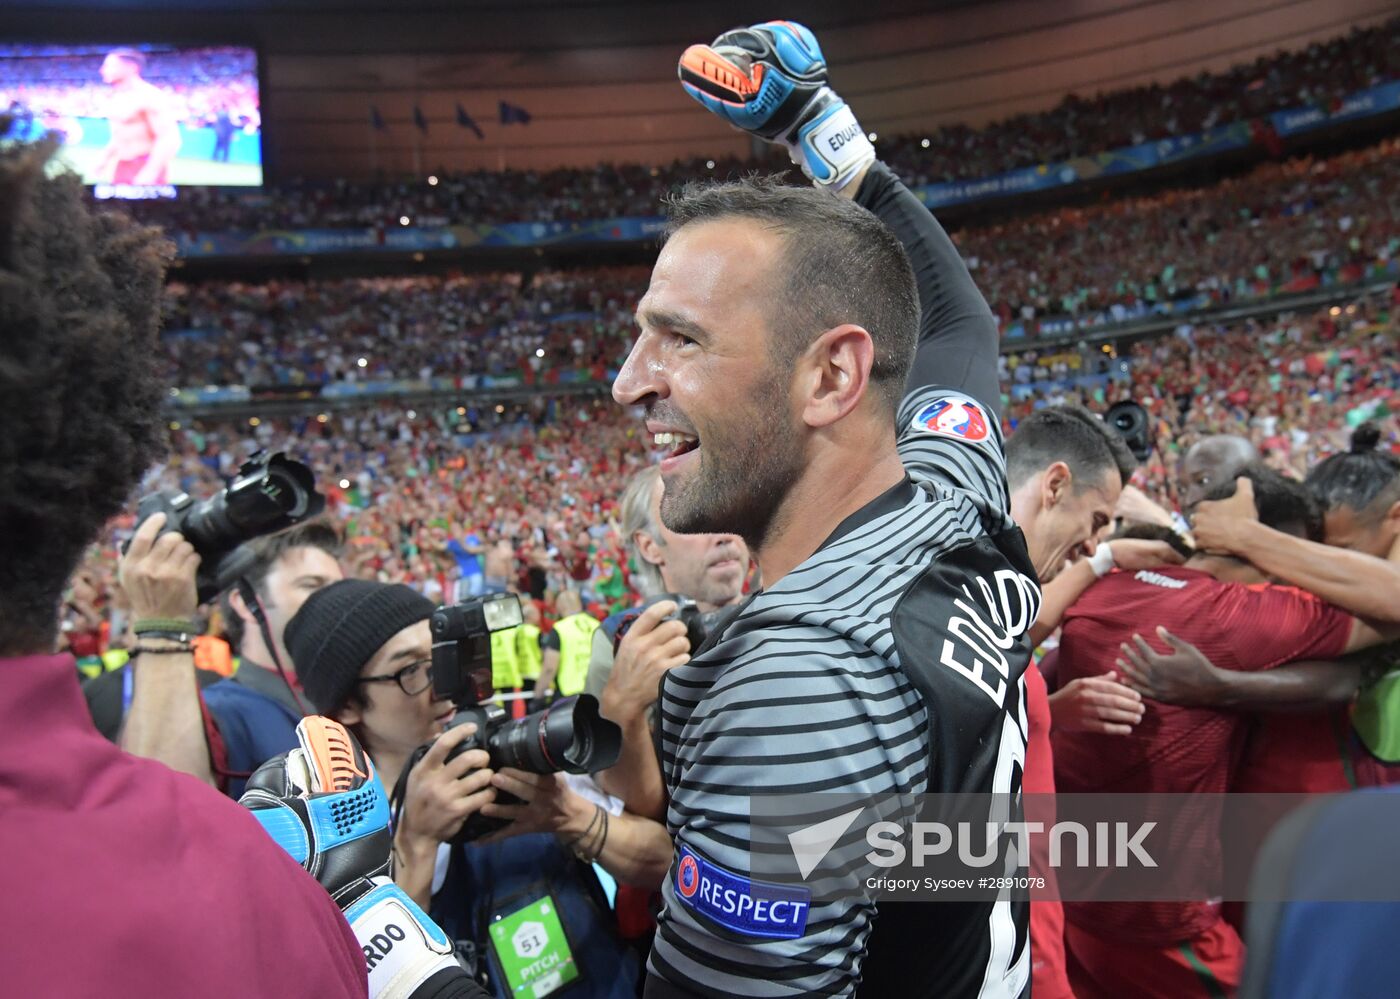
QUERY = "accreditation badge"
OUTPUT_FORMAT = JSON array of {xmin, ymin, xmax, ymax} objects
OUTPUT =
[{"xmin": 487, "ymin": 894, "xmax": 580, "ymax": 997}]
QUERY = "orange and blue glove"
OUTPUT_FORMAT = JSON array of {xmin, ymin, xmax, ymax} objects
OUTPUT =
[
  {"xmin": 678, "ymin": 20, "xmax": 875, "ymax": 191},
  {"xmin": 241, "ymin": 717, "xmax": 489, "ymax": 999}
]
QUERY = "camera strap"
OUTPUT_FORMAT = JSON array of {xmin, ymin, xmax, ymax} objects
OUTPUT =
[
  {"xmin": 389, "ymin": 743, "xmax": 430, "ymax": 837},
  {"xmin": 236, "ymin": 576, "xmax": 315, "ymax": 718}
]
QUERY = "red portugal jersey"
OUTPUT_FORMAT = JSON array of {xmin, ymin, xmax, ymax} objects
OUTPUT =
[
  {"xmin": 1053, "ymin": 566, "xmax": 1352, "ymax": 944},
  {"xmin": 1236, "ymin": 709, "xmax": 1356, "ymax": 794},
  {"xmin": 1054, "ymin": 567, "xmax": 1352, "ymax": 798}
]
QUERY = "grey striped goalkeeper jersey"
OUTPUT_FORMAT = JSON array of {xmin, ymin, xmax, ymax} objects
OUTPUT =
[{"xmin": 648, "ymin": 384, "xmax": 1042, "ymax": 999}]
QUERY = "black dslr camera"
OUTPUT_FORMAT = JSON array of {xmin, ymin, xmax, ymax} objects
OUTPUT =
[
  {"xmin": 614, "ymin": 593, "xmax": 724, "ymax": 654},
  {"xmin": 132, "ymin": 451, "xmax": 325, "ymax": 603},
  {"xmin": 426, "ymin": 593, "xmax": 623, "ymax": 844}
]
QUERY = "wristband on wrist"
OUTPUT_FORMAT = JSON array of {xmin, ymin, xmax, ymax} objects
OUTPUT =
[
  {"xmin": 1088, "ymin": 542, "xmax": 1116, "ymax": 578},
  {"xmin": 133, "ymin": 618, "xmax": 197, "ymax": 635},
  {"xmin": 135, "ymin": 629, "xmax": 196, "ymax": 643},
  {"xmin": 133, "ymin": 644, "xmax": 193, "ymax": 657}
]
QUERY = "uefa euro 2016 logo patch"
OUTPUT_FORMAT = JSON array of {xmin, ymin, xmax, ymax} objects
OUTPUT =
[{"xmin": 912, "ymin": 395, "xmax": 990, "ymax": 442}]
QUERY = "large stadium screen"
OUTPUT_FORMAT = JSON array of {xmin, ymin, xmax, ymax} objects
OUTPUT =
[{"xmin": 0, "ymin": 43, "xmax": 262, "ymax": 198}]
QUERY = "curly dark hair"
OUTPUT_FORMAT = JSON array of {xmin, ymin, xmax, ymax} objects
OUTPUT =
[{"xmin": 0, "ymin": 133, "xmax": 173, "ymax": 654}]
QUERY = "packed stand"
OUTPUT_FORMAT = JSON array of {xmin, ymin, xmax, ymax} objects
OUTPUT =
[
  {"xmin": 1006, "ymin": 290, "xmax": 1400, "ymax": 511},
  {"xmin": 959, "ymin": 138, "xmax": 1400, "ymax": 327},
  {"xmin": 877, "ymin": 16, "xmax": 1400, "ymax": 185},
  {"xmin": 161, "ymin": 266, "xmax": 647, "ymax": 388},
  {"xmin": 110, "ymin": 17, "xmax": 1400, "ymax": 232},
  {"xmin": 155, "ymin": 140, "xmax": 1399, "ymax": 390}
]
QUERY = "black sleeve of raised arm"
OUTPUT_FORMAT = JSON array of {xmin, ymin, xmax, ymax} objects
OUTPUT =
[{"xmin": 854, "ymin": 160, "xmax": 1002, "ymax": 420}]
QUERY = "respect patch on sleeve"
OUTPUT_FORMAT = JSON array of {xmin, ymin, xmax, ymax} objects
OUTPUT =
[{"xmin": 673, "ymin": 845, "xmax": 812, "ymax": 940}]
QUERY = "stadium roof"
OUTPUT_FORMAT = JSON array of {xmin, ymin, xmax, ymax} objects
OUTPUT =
[{"xmin": 0, "ymin": 0, "xmax": 971, "ymax": 53}]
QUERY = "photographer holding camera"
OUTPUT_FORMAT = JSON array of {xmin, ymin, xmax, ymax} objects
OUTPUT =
[
  {"xmin": 285, "ymin": 579, "xmax": 648, "ymax": 999},
  {"xmin": 584, "ymin": 467, "xmax": 748, "ymax": 813},
  {"xmin": 120, "ymin": 518, "xmax": 342, "ymax": 796}
]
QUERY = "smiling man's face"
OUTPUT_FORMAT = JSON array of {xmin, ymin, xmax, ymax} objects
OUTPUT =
[{"xmin": 613, "ymin": 218, "xmax": 806, "ymax": 550}]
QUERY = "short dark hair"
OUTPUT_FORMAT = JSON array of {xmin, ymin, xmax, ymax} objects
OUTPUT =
[
  {"xmin": 1305, "ymin": 422, "xmax": 1400, "ymax": 521},
  {"xmin": 662, "ymin": 176, "xmax": 918, "ymax": 416},
  {"xmin": 1203, "ymin": 464, "xmax": 1323, "ymax": 541},
  {"xmin": 220, "ymin": 520, "xmax": 343, "ymax": 651},
  {"xmin": 107, "ymin": 48, "xmax": 146, "ymax": 71},
  {"xmin": 0, "ymin": 134, "xmax": 172, "ymax": 655},
  {"xmin": 1005, "ymin": 405, "xmax": 1137, "ymax": 492},
  {"xmin": 1111, "ymin": 523, "xmax": 1195, "ymax": 560}
]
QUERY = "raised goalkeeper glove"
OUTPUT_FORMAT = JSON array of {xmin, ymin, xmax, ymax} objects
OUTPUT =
[
  {"xmin": 241, "ymin": 716, "xmax": 488, "ymax": 999},
  {"xmin": 678, "ymin": 20, "xmax": 875, "ymax": 192}
]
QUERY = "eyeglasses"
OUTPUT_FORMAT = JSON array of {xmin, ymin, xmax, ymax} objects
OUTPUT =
[{"xmin": 357, "ymin": 657, "xmax": 433, "ymax": 697}]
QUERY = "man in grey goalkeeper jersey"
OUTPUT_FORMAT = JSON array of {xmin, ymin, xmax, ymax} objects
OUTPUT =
[{"xmin": 610, "ymin": 21, "xmax": 1040, "ymax": 999}]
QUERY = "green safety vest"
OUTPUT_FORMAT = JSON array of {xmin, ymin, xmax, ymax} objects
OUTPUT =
[
  {"xmin": 517, "ymin": 623, "xmax": 543, "ymax": 682},
  {"xmin": 490, "ymin": 626, "xmax": 522, "ymax": 691},
  {"xmin": 553, "ymin": 612, "xmax": 601, "ymax": 696}
]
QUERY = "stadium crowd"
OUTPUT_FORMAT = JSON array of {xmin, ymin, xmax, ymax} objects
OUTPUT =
[
  {"xmin": 63, "ymin": 289, "xmax": 1399, "ymax": 665},
  {"xmin": 155, "ymin": 139, "xmax": 1399, "ymax": 390},
  {"xmin": 161, "ymin": 267, "xmax": 646, "ymax": 389},
  {"xmin": 883, "ymin": 14, "xmax": 1400, "ymax": 186},
  {"xmin": 1006, "ymin": 291, "xmax": 1400, "ymax": 503},
  {"xmin": 114, "ymin": 16, "xmax": 1398, "ymax": 231},
  {"xmin": 960, "ymin": 138, "xmax": 1400, "ymax": 326}
]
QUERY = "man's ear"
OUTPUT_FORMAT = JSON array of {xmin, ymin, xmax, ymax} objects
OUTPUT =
[
  {"xmin": 335, "ymin": 702, "xmax": 363, "ymax": 728},
  {"xmin": 633, "ymin": 530, "xmax": 665, "ymax": 569},
  {"xmin": 800, "ymin": 324, "xmax": 874, "ymax": 430},
  {"xmin": 227, "ymin": 585, "xmax": 256, "ymax": 625},
  {"xmin": 1382, "ymin": 500, "xmax": 1400, "ymax": 545},
  {"xmin": 1041, "ymin": 461, "xmax": 1073, "ymax": 509}
]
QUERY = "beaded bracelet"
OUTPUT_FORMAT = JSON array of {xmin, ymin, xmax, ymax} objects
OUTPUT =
[
  {"xmin": 133, "ymin": 644, "xmax": 194, "ymax": 657},
  {"xmin": 135, "ymin": 631, "xmax": 196, "ymax": 644}
]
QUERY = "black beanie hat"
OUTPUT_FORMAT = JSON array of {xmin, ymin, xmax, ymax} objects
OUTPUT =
[{"xmin": 285, "ymin": 579, "xmax": 436, "ymax": 714}]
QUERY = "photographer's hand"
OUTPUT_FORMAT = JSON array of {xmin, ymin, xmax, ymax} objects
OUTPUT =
[
  {"xmin": 117, "ymin": 513, "xmax": 214, "ymax": 787},
  {"xmin": 119, "ymin": 512, "xmax": 200, "ymax": 622},
  {"xmin": 486, "ymin": 769, "xmax": 674, "ymax": 888},
  {"xmin": 393, "ymin": 723, "xmax": 495, "ymax": 910},
  {"xmin": 480, "ymin": 769, "xmax": 588, "ymax": 839},
  {"xmin": 600, "ymin": 600, "xmax": 690, "ymax": 724},
  {"xmin": 596, "ymin": 600, "xmax": 688, "ymax": 818}
]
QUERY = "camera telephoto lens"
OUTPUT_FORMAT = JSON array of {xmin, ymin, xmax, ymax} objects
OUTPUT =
[{"xmin": 488, "ymin": 695, "xmax": 621, "ymax": 775}]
